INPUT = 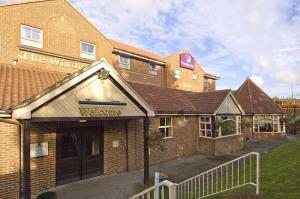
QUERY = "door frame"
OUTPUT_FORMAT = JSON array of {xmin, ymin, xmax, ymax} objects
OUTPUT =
[{"xmin": 56, "ymin": 125, "xmax": 104, "ymax": 185}]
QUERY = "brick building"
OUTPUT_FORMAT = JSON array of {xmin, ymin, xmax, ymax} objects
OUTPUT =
[{"xmin": 0, "ymin": 0, "xmax": 285, "ymax": 198}]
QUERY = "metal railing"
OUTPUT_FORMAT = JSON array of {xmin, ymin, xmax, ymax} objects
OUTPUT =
[
  {"xmin": 176, "ymin": 152, "xmax": 260, "ymax": 199},
  {"xmin": 129, "ymin": 152, "xmax": 260, "ymax": 199},
  {"xmin": 129, "ymin": 180, "xmax": 177, "ymax": 199}
]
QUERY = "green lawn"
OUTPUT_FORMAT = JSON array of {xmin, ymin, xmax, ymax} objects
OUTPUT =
[
  {"xmin": 215, "ymin": 135, "xmax": 300, "ymax": 199},
  {"xmin": 259, "ymin": 135, "xmax": 300, "ymax": 199}
]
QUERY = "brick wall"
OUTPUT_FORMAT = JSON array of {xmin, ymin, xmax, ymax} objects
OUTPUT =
[
  {"xmin": 0, "ymin": 0, "xmax": 114, "ymax": 73},
  {"xmin": 0, "ymin": 121, "xmax": 20, "ymax": 199},
  {"xmin": 253, "ymin": 132, "xmax": 285, "ymax": 140},
  {"xmin": 149, "ymin": 116, "xmax": 199, "ymax": 165},
  {"xmin": 112, "ymin": 54, "xmax": 164, "ymax": 87}
]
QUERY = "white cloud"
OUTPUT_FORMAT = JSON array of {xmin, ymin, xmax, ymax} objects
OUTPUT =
[{"xmin": 250, "ymin": 75, "xmax": 264, "ymax": 87}]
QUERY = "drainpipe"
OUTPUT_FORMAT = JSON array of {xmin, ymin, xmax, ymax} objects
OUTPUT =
[{"xmin": 0, "ymin": 118, "xmax": 22, "ymax": 198}]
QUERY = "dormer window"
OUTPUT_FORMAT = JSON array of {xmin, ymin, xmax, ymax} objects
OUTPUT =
[
  {"xmin": 80, "ymin": 41, "xmax": 96, "ymax": 60},
  {"xmin": 174, "ymin": 68, "xmax": 181, "ymax": 79},
  {"xmin": 119, "ymin": 55, "xmax": 130, "ymax": 69},
  {"xmin": 20, "ymin": 25, "xmax": 43, "ymax": 48},
  {"xmin": 149, "ymin": 63, "xmax": 157, "ymax": 75}
]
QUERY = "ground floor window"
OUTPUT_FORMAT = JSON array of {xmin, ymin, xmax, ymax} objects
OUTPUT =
[
  {"xmin": 253, "ymin": 115, "xmax": 283, "ymax": 133},
  {"xmin": 199, "ymin": 116, "xmax": 212, "ymax": 137},
  {"xmin": 159, "ymin": 117, "xmax": 173, "ymax": 138},
  {"xmin": 216, "ymin": 116, "xmax": 241, "ymax": 137}
]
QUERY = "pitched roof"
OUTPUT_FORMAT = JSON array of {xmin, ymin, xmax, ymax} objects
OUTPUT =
[
  {"xmin": 234, "ymin": 78, "xmax": 282, "ymax": 114},
  {"xmin": 130, "ymin": 82, "xmax": 231, "ymax": 114},
  {"xmin": 0, "ymin": 63, "xmax": 68, "ymax": 111},
  {"xmin": 110, "ymin": 39, "xmax": 165, "ymax": 63}
]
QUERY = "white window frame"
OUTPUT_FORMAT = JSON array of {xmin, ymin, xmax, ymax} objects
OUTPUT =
[
  {"xmin": 192, "ymin": 73, "xmax": 198, "ymax": 83},
  {"xmin": 80, "ymin": 41, "xmax": 96, "ymax": 60},
  {"xmin": 20, "ymin": 24, "xmax": 43, "ymax": 48},
  {"xmin": 253, "ymin": 115, "xmax": 281, "ymax": 133},
  {"xmin": 149, "ymin": 63, "xmax": 157, "ymax": 75},
  {"xmin": 159, "ymin": 117, "xmax": 173, "ymax": 138},
  {"xmin": 174, "ymin": 68, "xmax": 181, "ymax": 79},
  {"xmin": 215, "ymin": 116, "xmax": 241, "ymax": 137},
  {"xmin": 199, "ymin": 116, "xmax": 212, "ymax": 137},
  {"xmin": 119, "ymin": 55, "xmax": 130, "ymax": 69}
]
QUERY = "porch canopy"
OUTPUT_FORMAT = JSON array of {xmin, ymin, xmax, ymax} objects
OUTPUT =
[{"xmin": 2, "ymin": 58, "xmax": 154, "ymax": 199}]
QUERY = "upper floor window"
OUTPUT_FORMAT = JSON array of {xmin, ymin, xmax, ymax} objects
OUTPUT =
[
  {"xmin": 20, "ymin": 25, "xmax": 43, "ymax": 48},
  {"xmin": 80, "ymin": 41, "xmax": 96, "ymax": 60},
  {"xmin": 159, "ymin": 117, "xmax": 173, "ymax": 138},
  {"xmin": 149, "ymin": 63, "xmax": 157, "ymax": 75},
  {"xmin": 192, "ymin": 73, "xmax": 198, "ymax": 82},
  {"xmin": 174, "ymin": 68, "xmax": 181, "ymax": 79},
  {"xmin": 119, "ymin": 55, "xmax": 130, "ymax": 69}
]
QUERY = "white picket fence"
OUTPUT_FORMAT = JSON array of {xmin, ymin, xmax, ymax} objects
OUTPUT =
[{"xmin": 129, "ymin": 152, "xmax": 260, "ymax": 199}]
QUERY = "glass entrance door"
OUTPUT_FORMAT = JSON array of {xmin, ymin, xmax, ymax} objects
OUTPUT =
[{"xmin": 56, "ymin": 126, "xmax": 103, "ymax": 185}]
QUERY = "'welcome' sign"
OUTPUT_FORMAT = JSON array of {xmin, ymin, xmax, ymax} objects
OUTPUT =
[{"xmin": 179, "ymin": 53, "xmax": 195, "ymax": 70}]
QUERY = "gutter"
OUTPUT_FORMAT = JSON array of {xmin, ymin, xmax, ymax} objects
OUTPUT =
[
  {"xmin": 113, "ymin": 49, "xmax": 166, "ymax": 66},
  {"xmin": 0, "ymin": 118, "xmax": 22, "ymax": 198}
]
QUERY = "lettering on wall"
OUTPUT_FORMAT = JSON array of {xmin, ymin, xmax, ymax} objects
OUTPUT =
[
  {"xmin": 79, "ymin": 107, "xmax": 122, "ymax": 117},
  {"xmin": 17, "ymin": 51, "xmax": 87, "ymax": 69},
  {"xmin": 179, "ymin": 53, "xmax": 195, "ymax": 70}
]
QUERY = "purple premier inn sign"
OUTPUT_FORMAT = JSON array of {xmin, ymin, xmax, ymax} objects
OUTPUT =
[{"xmin": 179, "ymin": 53, "xmax": 195, "ymax": 70}]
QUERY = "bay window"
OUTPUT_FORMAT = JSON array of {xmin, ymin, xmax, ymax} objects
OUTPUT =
[
  {"xmin": 216, "ymin": 116, "xmax": 241, "ymax": 137},
  {"xmin": 253, "ymin": 115, "xmax": 282, "ymax": 133}
]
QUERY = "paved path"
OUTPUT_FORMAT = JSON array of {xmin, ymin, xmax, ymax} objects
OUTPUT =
[{"xmin": 50, "ymin": 135, "xmax": 295, "ymax": 199}]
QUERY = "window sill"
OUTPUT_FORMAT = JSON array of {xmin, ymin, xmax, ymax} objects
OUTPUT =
[
  {"xmin": 199, "ymin": 133, "xmax": 242, "ymax": 139},
  {"xmin": 163, "ymin": 137, "xmax": 173, "ymax": 140}
]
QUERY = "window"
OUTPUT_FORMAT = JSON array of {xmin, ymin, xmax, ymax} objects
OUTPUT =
[
  {"xmin": 204, "ymin": 78, "xmax": 209, "ymax": 91},
  {"xmin": 20, "ymin": 25, "xmax": 43, "ymax": 48},
  {"xmin": 192, "ymin": 73, "xmax": 198, "ymax": 82},
  {"xmin": 184, "ymin": 115, "xmax": 189, "ymax": 122},
  {"xmin": 80, "ymin": 41, "xmax": 96, "ymax": 60},
  {"xmin": 199, "ymin": 116, "xmax": 212, "ymax": 137},
  {"xmin": 174, "ymin": 68, "xmax": 181, "ymax": 79},
  {"xmin": 216, "ymin": 116, "xmax": 241, "ymax": 137},
  {"xmin": 149, "ymin": 63, "xmax": 157, "ymax": 75},
  {"xmin": 159, "ymin": 117, "xmax": 173, "ymax": 138},
  {"xmin": 253, "ymin": 115, "xmax": 281, "ymax": 133},
  {"xmin": 119, "ymin": 55, "xmax": 130, "ymax": 69}
]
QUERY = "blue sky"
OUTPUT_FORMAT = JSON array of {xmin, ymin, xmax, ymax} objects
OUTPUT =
[{"xmin": 2, "ymin": 0, "xmax": 300, "ymax": 98}]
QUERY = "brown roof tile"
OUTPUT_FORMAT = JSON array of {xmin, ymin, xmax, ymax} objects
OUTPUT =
[
  {"xmin": 0, "ymin": 63, "xmax": 68, "ymax": 111},
  {"xmin": 110, "ymin": 39, "xmax": 165, "ymax": 63},
  {"xmin": 130, "ymin": 82, "xmax": 231, "ymax": 114},
  {"xmin": 234, "ymin": 79, "xmax": 282, "ymax": 114}
]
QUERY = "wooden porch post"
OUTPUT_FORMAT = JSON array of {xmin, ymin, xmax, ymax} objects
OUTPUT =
[
  {"xmin": 23, "ymin": 120, "xmax": 31, "ymax": 199},
  {"xmin": 211, "ymin": 116, "xmax": 216, "ymax": 138},
  {"xmin": 143, "ymin": 116, "xmax": 150, "ymax": 185}
]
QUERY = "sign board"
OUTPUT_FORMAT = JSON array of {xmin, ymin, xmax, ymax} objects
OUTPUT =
[
  {"xmin": 30, "ymin": 142, "xmax": 49, "ymax": 158},
  {"xmin": 179, "ymin": 53, "xmax": 195, "ymax": 70},
  {"xmin": 79, "ymin": 107, "xmax": 122, "ymax": 117}
]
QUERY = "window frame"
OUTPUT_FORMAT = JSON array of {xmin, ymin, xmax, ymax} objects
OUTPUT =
[
  {"xmin": 216, "ymin": 116, "xmax": 241, "ymax": 137},
  {"xmin": 80, "ymin": 41, "xmax": 96, "ymax": 60},
  {"xmin": 253, "ymin": 115, "xmax": 281, "ymax": 133},
  {"xmin": 119, "ymin": 55, "xmax": 130, "ymax": 69},
  {"xmin": 192, "ymin": 73, "xmax": 198, "ymax": 83},
  {"xmin": 20, "ymin": 24, "xmax": 43, "ymax": 48},
  {"xmin": 159, "ymin": 117, "xmax": 173, "ymax": 138},
  {"xmin": 149, "ymin": 63, "xmax": 157, "ymax": 75},
  {"xmin": 199, "ymin": 116, "xmax": 212, "ymax": 137},
  {"xmin": 174, "ymin": 68, "xmax": 182, "ymax": 79}
]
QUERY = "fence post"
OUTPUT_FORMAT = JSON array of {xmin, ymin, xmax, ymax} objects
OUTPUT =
[
  {"xmin": 163, "ymin": 180, "xmax": 177, "ymax": 199},
  {"xmin": 256, "ymin": 153, "xmax": 260, "ymax": 195}
]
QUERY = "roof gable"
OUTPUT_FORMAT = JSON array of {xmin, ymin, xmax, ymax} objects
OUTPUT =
[
  {"xmin": 234, "ymin": 79, "xmax": 282, "ymax": 114},
  {"xmin": 11, "ymin": 58, "xmax": 155, "ymax": 119}
]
